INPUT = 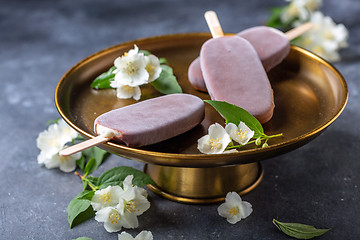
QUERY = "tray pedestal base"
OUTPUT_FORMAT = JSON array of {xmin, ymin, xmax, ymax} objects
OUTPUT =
[{"xmin": 144, "ymin": 162, "xmax": 263, "ymax": 204}]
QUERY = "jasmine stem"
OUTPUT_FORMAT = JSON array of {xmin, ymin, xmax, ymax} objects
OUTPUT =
[
  {"xmin": 75, "ymin": 171, "xmax": 98, "ymax": 191},
  {"xmin": 225, "ymin": 133, "xmax": 283, "ymax": 150}
]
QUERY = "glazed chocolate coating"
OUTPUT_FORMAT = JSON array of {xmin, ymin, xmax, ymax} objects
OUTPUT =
[
  {"xmin": 94, "ymin": 94, "xmax": 205, "ymax": 147},
  {"xmin": 238, "ymin": 26, "xmax": 290, "ymax": 72},
  {"xmin": 200, "ymin": 36, "xmax": 274, "ymax": 123},
  {"xmin": 188, "ymin": 26, "xmax": 290, "ymax": 93},
  {"xmin": 187, "ymin": 56, "xmax": 207, "ymax": 92}
]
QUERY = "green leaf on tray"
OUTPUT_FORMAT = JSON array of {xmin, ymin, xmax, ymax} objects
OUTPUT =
[
  {"xmin": 273, "ymin": 219, "xmax": 331, "ymax": 239},
  {"xmin": 90, "ymin": 66, "xmax": 116, "ymax": 89},
  {"xmin": 68, "ymin": 191, "xmax": 95, "ymax": 228},
  {"xmin": 204, "ymin": 100, "xmax": 264, "ymax": 136},
  {"xmin": 73, "ymin": 238, "xmax": 92, "ymax": 240},
  {"xmin": 151, "ymin": 65, "xmax": 182, "ymax": 94},
  {"xmin": 97, "ymin": 166, "xmax": 156, "ymax": 189}
]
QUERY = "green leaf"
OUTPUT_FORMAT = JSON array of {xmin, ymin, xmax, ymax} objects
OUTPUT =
[
  {"xmin": 76, "ymin": 190, "xmax": 95, "ymax": 201},
  {"xmin": 46, "ymin": 118, "xmax": 60, "ymax": 125},
  {"xmin": 73, "ymin": 238, "xmax": 92, "ymax": 240},
  {"xmin": 82, "ymin": 146, "xmax": 110, "ymax": 173},
  {"xmin": 90, "ymin": 66, "xmax": 116, "ymax": 89},
  {"xmin": 204, "ymin": 100, "xmax": 264, "ymax": 136},
  {"xmin": 84, "ymin": 158, "xmax": 96, "ymax": 176},
  {"xmin": 266, "ymin": 6, "xmax": 286, "ymax": 28},
  {"xmin": 273, "ymin": 219, "xmax": 331, "ymax": 239},
  {"xmin": 159, "ymin": 57, "xmax": 168, "ymax": 65},
  {"xmin": 151, "ymin": 65, "xmax": 182, "ymax": 94},
  {"xmin": 139, "ymin": 50, "xmax": 151, "ymax": 56},
  {"xmin": 140, "ymin": 50, "xmax": 168, "ymax": 64},
  {"xmin": 67, "ymin": 191, "xmax": 95, "ymax": 228},
  {"xmin": 76, "ymin": 155, "xmax": 86, "ymax": 172},
  {"xmin": 97, "ymin": 166, "xmax": 156, "ymax": 189}
]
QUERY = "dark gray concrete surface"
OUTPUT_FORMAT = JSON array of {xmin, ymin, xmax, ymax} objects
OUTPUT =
[{"xmin": 0, "ymin": 0, "xmax": 359, "ymax": 239}]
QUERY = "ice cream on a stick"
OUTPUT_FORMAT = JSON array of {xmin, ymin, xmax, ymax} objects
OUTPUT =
[
  {"xmin": 200, "ymin": 11, "xmax": 274, "ymax": 123},
  {"xmin": 59, "ymin": 94, "xmax": 205, "ymax": 156},
  {"xmin": 188, "ymin": 22, "xmax": 313, "ymax": 92}
]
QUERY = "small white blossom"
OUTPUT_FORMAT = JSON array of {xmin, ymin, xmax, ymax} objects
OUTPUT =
[
  {"xmin": 114, "ymin": 84, "xmax": 141, "ymax": 100},
  {"xmin": 281, "ymin": 0, "xmax": 322, "ymax": 23},
  {"xmin": 37, "ymin": 120, "xmax": 66, "ymax": 158},
  {"xmin": 57, "ymin": 119, "xmax": 79, "ymax": 141},
  {"xmin": 95, "ymin": 206, "xmax": 132, "ymax": 233},
  {"xmin": 92, "ymin": 175, "xmax": 151, "ymax": 232},
  {"xmin": 225, "ymin": 122, "xmax": 254, "ymax": 146},
  {"xmin": 117, "ymin": 176, "xmax": 151, "ymax": 229},
  {"xmin": 39, "ymin": 145, "xmax": 81, "ymax": 172},
  {"xmin": 217, "ymin": 192, "xmax": 253, "ymax": 224},
  {"xmin": 112, "ymin": 46, "xmax": 149, "ymax": 87},
  {"xmin": 37, "ymin": 119, "xmax": 80, "ymax": 172},
  {"xmin": 145, "ymin": 55, "xmax": 162, "ymax": 82},
  {"xmin": 122, "ymin": 175, "xmax": 148, "ymax": 198},
  {"xmin": 127, "ymin": 44, "xmax": 141, "ymax": 57},
  {"xmin": 295, "ymin": 11, "xmax": 349, "ymax": 62},
  {"xmin": 118, "ymin": 231, "xmax": 153, "ymax": 240},
  {"xmin": 197, "ymin": 123, "xmax": 232, "ymax": 154},
  {"xmin": 91, "ymin": 186, "xmax": 124, "ymax": 211}
]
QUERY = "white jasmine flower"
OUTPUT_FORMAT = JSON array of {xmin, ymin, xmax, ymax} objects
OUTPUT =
[
  {"xmin": 118, "ymin": 184, "xmax": 150, "ymax": 218},
  {"xmin": 114, "ymin": 84, "xmax": 141, "ymax": 100},
  {"xmin": 281, "ymin": 0, "xmax": 322, "ymax": 23},
  {"xmin": 225, "ymin": 122, "xmax": 254, "ymax": 145},
  {"xmin": 112, "ymin": 50, "xmax": 149, "ymax": 87},
  {"xmin": 37, "ymin": 121, "xmax": 65, "ymax": 158},
  {"xmin": 145, "ymin": 55, "xmax": 162, "ymax": 82},
  {"xmin": 122, "ymin": 175, "xmax": 148, "ymax": 198},
  {"xmin": 295, "ymin": 11, "xmax": 349, "ymax": 62},
  {"xmin": 217, "ymin": 192, "xmax": 253, "ymax": 224},
  {"xmin": 37, "ymin": 119, "xmax": 80, "ymax": 172},
  {"xmin": 57, "ymin": 119, "xmax": 79, "ymax": 142},
  {"xmin": 118, "ymin": 231, "xmax": 153, "ymax": 240},
  {"xmin": 107, "ymin": 176, "xmax": 150, "ymax": 229},
  {"xmin": 91, "ymin": 186, "xmax": 124, "ymax": 211},
  {"xmin": 197, "ymin": 123, "xmax": 232, "ymax": 154},
  {"xmin": 127, "ymin": 45, "xmax": 141, "ymax": 57},
  {"xmin": 95, "ymin": 206, "xmax": 132, "ymax": 233},
  {"xmin": 40, "ymin": 146, "xmax": 81, "ymax": 172}
]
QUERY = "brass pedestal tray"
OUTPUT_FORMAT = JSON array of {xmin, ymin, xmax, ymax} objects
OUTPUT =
[{"xmin": 55, "ymin": 33, "xmax": 348, "ymax": 204}]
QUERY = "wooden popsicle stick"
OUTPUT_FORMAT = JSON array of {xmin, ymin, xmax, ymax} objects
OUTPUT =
[
  {"xmin": 285, "ymin": 22, "xmax": 314, "ymax": 40},
  {"xmin": 59, "ymin": 135, "xmax": 111, "ymax": 156},
  {"xmin": 204, "ymin": 11, "xmax": 224, "ymax": 38}
]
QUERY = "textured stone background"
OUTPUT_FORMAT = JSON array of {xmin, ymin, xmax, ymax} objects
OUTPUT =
[{"xmin": 0, "ymin": 0, "xmax": 359, "ymax": 239}]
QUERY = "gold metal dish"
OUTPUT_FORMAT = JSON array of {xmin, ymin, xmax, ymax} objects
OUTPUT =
[{"xmin": 55, "ymin": 33, "xmax": 348, "ymax": 203}]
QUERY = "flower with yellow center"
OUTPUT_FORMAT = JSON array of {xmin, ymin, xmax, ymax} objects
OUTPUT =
[
  {"xmin": 197, "ymin": 123, "xmax": 232, "ymax": 154},
  {"xmin": 217, "ymin": 192, "xmax": 253, "ymax": 224},
  {"xmin": 37, "ymin": 119, "xmax": 80, "ymax": 172},
  {"xmin": 294, "ymin": 11, "xmax": 348, "ymax": 62},
  {"xmin": 91, "ymin": 186, "xmax": 123, "ymax": 211},
  {"xmin": 112, "ymin": 46, "xmax": 149, "ymax": 88},
  {"xmin": 144, "ymin": 55, "xmax": 162, "ymax": 83},
  {"xmin": 225, "ymin": 122, "xmax": 254, "ymax": 146},
  {"xmin": 95, "ymin": 207, "xmax": 132, "ymax": 232},
  {"xmin": 116, "ymin": 175, "xmax": 151, "ymax": 229}
]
